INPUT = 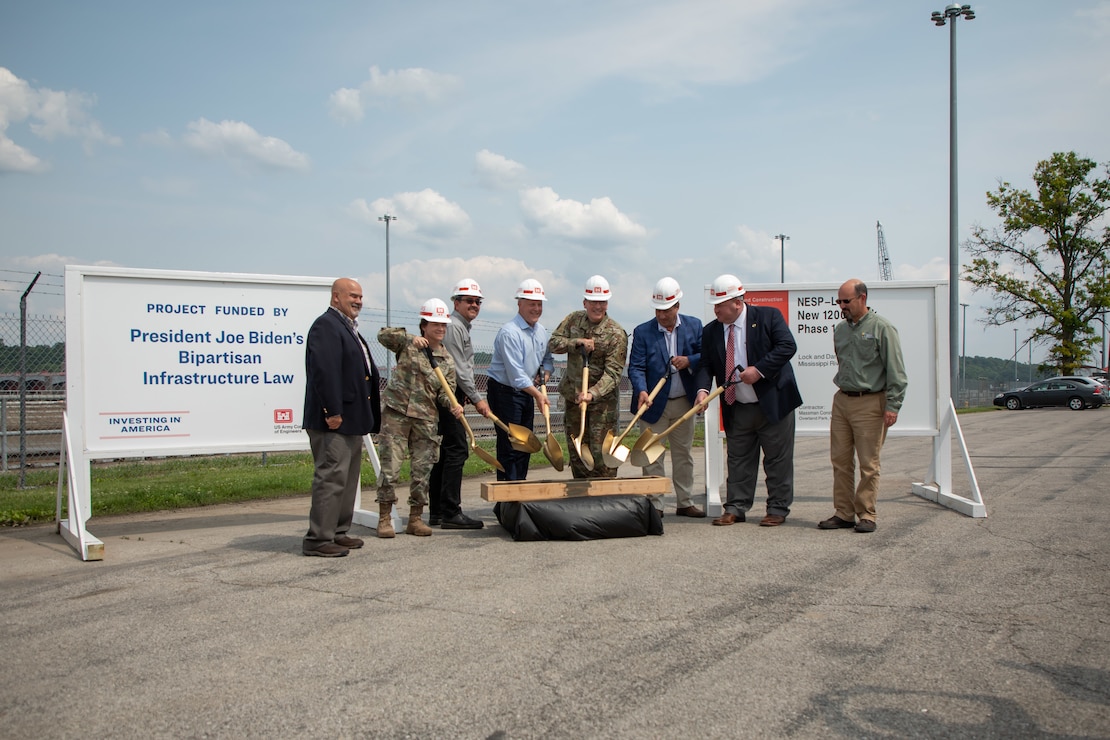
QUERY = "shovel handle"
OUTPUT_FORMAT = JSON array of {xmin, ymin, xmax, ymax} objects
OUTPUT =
[
  {"xmin": 652, "ymin": 385, "xmax": 726, "ymax": 444},
  {"xmin": 611, "ymin": 376, "xmax": 668, "ymax": 448},
  {"xmin": 540, "ymin": 383, "xmax": 552, "ymax": 434},
  {"xmin": 485, "ymin": 411, "xmax": 514, "ymax": 435},
  {"xmin": 424, "ymin": 348, "xmax": 477, "ymax": 442}
]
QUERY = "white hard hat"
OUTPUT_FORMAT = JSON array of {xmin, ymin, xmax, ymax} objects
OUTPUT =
[
  {"xmin": 583, "ymin": 275, "xmax": 611, "ymax": 301},
  {"xmin": 419, "ymin": 297, "xmax": 451, "ymax": 323},
  {"xmin": 651, "ymin": 277, "xmax": 683, "ymax": 309},
  {"xmin": 451, "ymin": 278, "xmax": 483, "ymax": 300},
  {"xmin": 515, "ymin": 278, "xmax": 547, "ymax": 301},
  {"xmin": 709, "ymin": 274, "xmax": 745, "ymax": 305}
]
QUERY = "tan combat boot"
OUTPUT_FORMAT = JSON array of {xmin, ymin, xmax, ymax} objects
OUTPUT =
[
  {"xmin": 405, "ymin": 505, "xmax": 433, "ymax": 536},
  {"xmin": 377, "ymin": 502, "xmax": 395, "ymax": 539}
]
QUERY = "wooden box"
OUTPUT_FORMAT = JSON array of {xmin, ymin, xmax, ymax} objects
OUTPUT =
[{"xmin": 481, "ymin": 476, "xmax": 671, "ymax": 502}]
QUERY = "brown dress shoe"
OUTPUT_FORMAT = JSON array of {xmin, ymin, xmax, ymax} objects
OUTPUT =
[
  {"xmin": 334, "ymin": 535, "xmax": 364, "ymax": 549},
  {"xmin": 817, "ymin": 515, "xmax": 856, "ymax": 530},
  {"xmin": 675, "ymin": 505, "xmax": 707, "ymax": 518},
  {"xmin": 712, "ymin": 511, "xmax": 744, "ymax": 526},
  {"xmin": 759, "ymin": 514, "xmax": 786, "ymax": 527},
  {"xmin": 303, "ymin": 543, "xmax": 349, "ymax": 557}
]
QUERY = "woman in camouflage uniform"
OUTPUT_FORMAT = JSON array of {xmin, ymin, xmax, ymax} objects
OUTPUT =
[{"xmin": 375, "ymin": 298, "xmax": 462, "ymax": 538}]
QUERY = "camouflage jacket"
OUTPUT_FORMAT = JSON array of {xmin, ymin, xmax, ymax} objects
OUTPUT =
[
  {"xmin": 377, "ymin": 326, "xmax": 456, "ymax": 421},
  {"xmin": 549, "ymin": 311, "xmax": 628, "ymax": 401}
]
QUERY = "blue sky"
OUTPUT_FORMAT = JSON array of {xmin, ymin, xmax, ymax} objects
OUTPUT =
[{"xmin": 2, "ymin": 0, "xmax": 1109, "ymax": 363}]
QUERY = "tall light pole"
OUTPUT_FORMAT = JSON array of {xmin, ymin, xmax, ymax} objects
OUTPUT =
[
  {"xmin": 1014, "ymin": 327, "xmax": 1019, "ymax": 383},
  {"xmin": 931, "ymin": 3, "xmax": 975, "ymax": 401},
  {"xmin": 377, "ymin": 214, "xmax": 397, "ymax": 328},
  {"xmin": 960, "ymin": 302, "xmax": 968, "ymax": 404},
  {"xmin": 775, "ymin": 234, "xmax": 790, "ymax": 283}
]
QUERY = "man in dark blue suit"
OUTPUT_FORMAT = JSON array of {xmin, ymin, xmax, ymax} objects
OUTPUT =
[
  {"xmin": 301, "ymin": 278, "xmax": 382, "ymax": 557},
  {"xmin": 628, "ymin": 277, "xmax": 705, "ymax": 517},
  {"xmin": 694, "ymin": 274, "xmax": 802, "ymax": 527}
]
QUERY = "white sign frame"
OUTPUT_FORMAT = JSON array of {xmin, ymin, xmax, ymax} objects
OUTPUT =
[
  {"xmin": 60, "ymin": 266, "xmax": 389, "ymax": 560},
  {"xmin": 700, "ymin": 280, "xmax": 984, "ymax": 519}
]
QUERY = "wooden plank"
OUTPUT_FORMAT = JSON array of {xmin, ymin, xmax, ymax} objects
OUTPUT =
[{"xmin": 481, "ymin": 476, "xmax": 671, "ymax": 502}]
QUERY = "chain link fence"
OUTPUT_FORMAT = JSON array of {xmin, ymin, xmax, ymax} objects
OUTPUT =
[
  {"xmin": 0, "ymin": 312, "xmax": 66, "ymax": 472},
  {"xmin": 0, "ymin": 307, "xmax": 634, "ymax": 475}
]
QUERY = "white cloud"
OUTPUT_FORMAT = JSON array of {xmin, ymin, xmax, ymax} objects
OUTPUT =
[
  {"xmin": 182, "ymin": 118, "xmax": 310, "ymax": 172},
  {"xmin": 896, "ymin": 257, "xmax": 949, "ymax": 282},
  {"xmin": 360, "ymin": 255, "xmax": 564, "ymax": 328},
  {"xmin": 349, "ymin": 188, "xmax": 471, "ymax": 239},
  {"xmin": 328, "ymin": 65, "xmax": 461, "ymax": 122},
  {"xmin": 328, "ymin": 87, "xmax": 364, "ymax": 124},
  {"xmin": 519, "ymin": 186, "xmax": 648, "ymax": 244},
  {"xmin": 0, "ymin": 67, "xmax": 119, "ymax": 173},
  {"xmin": 0, "ymin": 135, "xmax": 45, "ymax": 173},
  {"xmin": 475, "ymin": 149, "xmax": 527, "ymax": 190}
]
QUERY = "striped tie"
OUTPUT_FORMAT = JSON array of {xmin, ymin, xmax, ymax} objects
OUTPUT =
[{"xmin": 725, "ymin": 323, "xmax": 736, "ymax": 405}]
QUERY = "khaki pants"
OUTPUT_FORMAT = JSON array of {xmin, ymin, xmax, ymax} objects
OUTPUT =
[
  {"xmin": 829, "ymin": 391, "xmax": 887, "ymax": 523},
  {"xmin": 639, "ymin": 396, "xmax": 696, "ymax": 510}
]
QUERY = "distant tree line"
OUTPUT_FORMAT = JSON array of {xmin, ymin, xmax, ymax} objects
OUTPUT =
[
  {"xmin": 0, "ymin": 341, "xmax": 65, "ymax": 374},
  {"xmin": 961, "ymin": 355, "xmax": 1055, "ymax": 390}
]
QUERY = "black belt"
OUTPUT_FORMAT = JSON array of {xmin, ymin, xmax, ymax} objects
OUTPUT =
[
  {"xmin": 840, "ymin": 389, "xmax": 882, "ymax": 397},
  {"xmin": 488, "ymin": 377, "xmax": 527, "ymax": 395}
]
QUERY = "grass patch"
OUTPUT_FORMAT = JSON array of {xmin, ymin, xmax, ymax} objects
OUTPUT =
[{"xmin": 0, "ymin": 427, "xmax": 709, "ymax": 527}]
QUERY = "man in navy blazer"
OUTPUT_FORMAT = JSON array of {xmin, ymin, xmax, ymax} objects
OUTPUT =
[
  {"xmin": 301, "ymin": 278, "xmax": 382, "ymax": 557},
  {"xmin": 628, "ymin": 277, "xmax": 705, "ymax": 517},
  {"xmin": 694, "ymin": 274, "xmax": 802, "ymax": 527}
]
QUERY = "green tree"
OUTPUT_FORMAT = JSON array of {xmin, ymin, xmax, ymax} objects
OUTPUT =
[{"xmin": 964, "ymin": 152, "xmax": 1110, "ymax": 374}]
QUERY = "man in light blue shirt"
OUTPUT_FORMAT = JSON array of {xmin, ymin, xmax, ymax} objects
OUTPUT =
[{"xmin": 487, "ymin": 278, "xmax": 554, "ymax": 480}]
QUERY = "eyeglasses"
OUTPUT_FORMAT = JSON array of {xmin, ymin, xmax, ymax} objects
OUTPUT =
[
  {"xmin": 459, "ymin": 297, "xmax": 482, "ymax": 306},
  {"xmin": 834, "ymin": 297, "xmax": 856, "ymax": 306}
]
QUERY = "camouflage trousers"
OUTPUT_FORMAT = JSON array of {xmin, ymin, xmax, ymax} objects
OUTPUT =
[
  {"xmin": 562, "ymin": 391, "xmax": 619, "ymax": 479},
  {"xmin": 376, "ymin": 407, "xmax": 442, "ymax": 507}
]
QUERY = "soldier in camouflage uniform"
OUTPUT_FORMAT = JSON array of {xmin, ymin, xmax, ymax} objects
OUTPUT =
[
  {"xmin": 374, "ymin": 298, "xmax": 462, "ymax": 538},
  {"xmin": 549, "ymin": 275, "xmax": 628, "ymax": 478}
]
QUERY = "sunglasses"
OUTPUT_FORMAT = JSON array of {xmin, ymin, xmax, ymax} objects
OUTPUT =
[
  {"xmin": 459, "ymin": 297, "xmax": 482, "ymax": 306},
  {"xmin": 834, "ymin": 297, "xmax": 856, "ymax": 306}
]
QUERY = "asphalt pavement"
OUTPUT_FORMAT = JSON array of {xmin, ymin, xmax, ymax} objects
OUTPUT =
[{"xmin": 2, "ymin": 409, "xmax": 1109, "ymax": 738}]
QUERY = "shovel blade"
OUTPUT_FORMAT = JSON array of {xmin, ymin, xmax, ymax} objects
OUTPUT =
[
  {"xmin": 601, "ymin": 442, "xmax": 629, "ymax": 468},
  {"xmin": 472, "ymin": 443, "xmax": 505, "ymax": 472},
  {"xmin": 578, "ymin": 440, "xmax": 594, "ymax": 469},
  {"xmin": 569, "ymin": 433, "xmax": 594, "ymax": 469},
  {"xmin": 631, "ymin": 430, "xmax": 658, "ymax": 453},
  {"xmin": 629, "ymin": 441, "xmax": 666, "ymax": 468},
  {"xmin": 508, "ymin": 423, "xmax": 542, "ymax": 453},
  {"xmin": 543, "ymin": 435, "xmax": 564, "ymax": 471}
]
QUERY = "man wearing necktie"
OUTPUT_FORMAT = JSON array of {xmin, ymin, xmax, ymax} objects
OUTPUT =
[
  {"xmin": 694, "ymin": 274, "xmax": 802, "ymax": 527},
  {"xmin": 301, "ymin": 278, "xmax": 382, "ymax": 556}
]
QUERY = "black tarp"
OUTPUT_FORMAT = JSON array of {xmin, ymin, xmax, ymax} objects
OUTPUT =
[{"xmin": 495, "ymin": 494, "xmax": 663, "ymax": 541}]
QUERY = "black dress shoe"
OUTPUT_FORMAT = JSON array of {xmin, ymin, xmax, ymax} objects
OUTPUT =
[
  {"xmin": 440, "ymin": 512, "xmax": 484, "ymax": 530},
  {"xmin": 428, "ymin": 515, "xmax": 442, "ymax": 526}
]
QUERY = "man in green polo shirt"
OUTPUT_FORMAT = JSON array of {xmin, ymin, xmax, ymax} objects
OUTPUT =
[{"xmin": 819, "ymin": 279, "xmax": 908, "ymax": 534}]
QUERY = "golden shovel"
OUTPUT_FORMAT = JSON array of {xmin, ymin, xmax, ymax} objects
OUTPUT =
[
  {"xmin": 602, "ymin": 376, "xmax": 668, "ymax": 468},
  {"xmin": 630, "ymin": 385, "xmax": 726, "ymax": 467},
  {"xmin": 568, "ymin": 345, "xmax": 594, "ymax": 469},
  {"xmin": 424, "ymin": 348, "xmax": 504, "ymax": 472},
  {"xmin": 486, "ymin": 411, "xmax": 543, "ymax": 454},
  {"xmin": 539, "ymin": 382, "xmax": 564, "ymax": 471}
]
